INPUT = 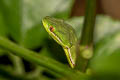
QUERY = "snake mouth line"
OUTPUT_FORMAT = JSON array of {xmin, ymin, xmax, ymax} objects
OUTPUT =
[
  {"xmin": 50, "ymin": 31, "xmax": 64, "ymax": 46},
  {"xmin": 67, "ymin": 47, "xmax": 75, "ymax": 66}
]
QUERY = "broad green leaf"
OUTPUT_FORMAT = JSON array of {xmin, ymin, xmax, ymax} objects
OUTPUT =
[
  {"xmin": 0, "ymin": 0, "xmax": 22, "ymax": 42},
  {"xmin": 0, "ymin": 9, "xmax": 8, "ymax": 37},
  {"xmin": 0, "ymin": 0, "xmax": 74, "ymax": 49},
  {"xmin": 20, "ymin": 24, "xmax": 48, "ymax": 49},
  {"xmin": 94, "ymin": 15, "xmax": 120, "ymax": 43},
  {"xmin": 89, "ymin": 31, "xmax": 120, "ymax": 69},
  {"xmin": 89, "ymin": 31, "xmax": 120, "ymax": 79},
  {"xmin": 93, "ymin": 31, "xmax": 120, "ymax": 59}
]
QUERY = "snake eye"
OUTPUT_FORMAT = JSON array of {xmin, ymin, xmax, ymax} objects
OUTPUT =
[{"xmin": 50, "ymin": 26, "xmax": 54, "ymax": 32}]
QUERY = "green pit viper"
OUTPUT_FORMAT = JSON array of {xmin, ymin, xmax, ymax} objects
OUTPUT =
[{"xmin": 42, "ymin": 16, "xmax": 85, "ymax": 68}]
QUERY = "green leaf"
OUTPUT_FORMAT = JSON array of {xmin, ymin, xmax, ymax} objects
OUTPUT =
[
  {"xmin": 90, "ymin": 31, "xmax": 120, "ymax": 69},
  {"xmin": 94, "ymin": 15, "xmax": 120, "ymax": 43},
  {"xmin": 0, "ymin": 0, "xmax": 22, "ymax": 42},
  {"xmin": 89, "ymin": 31, "xmax": 120, "ymax": 79},
  {"xmin": 0, "ymin": 9, "xmax": 8, "ymax": 37},
  {"xmin": 20, "ymin": 24, "xmax": 48, "ymax": 49}
]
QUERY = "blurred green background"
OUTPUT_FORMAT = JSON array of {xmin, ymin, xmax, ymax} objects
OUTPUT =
[{"xmin": 0, "ymin": 0, "xmax": 120, "ymax": 80}]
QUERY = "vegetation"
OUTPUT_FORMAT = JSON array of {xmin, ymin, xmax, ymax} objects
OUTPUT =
[{"xmin": 0, "ymin": 0, "xmax": 120, "ymax": 80}]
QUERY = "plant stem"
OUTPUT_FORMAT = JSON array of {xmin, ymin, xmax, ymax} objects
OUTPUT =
[
  {"xmin": 75, "ymin": 0, "xmax": 96, "ymax": 72},
  {"xmin": 80, "ymin": 0, "xmax": 96, "ymax": 45},
  {"xmin": 0, "ymin": 37, "xmax": 86, "ymax": 78}
]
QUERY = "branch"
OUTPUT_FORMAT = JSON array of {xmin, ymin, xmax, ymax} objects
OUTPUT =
[
  {"xmin": 75, "ymin": 0, "xmax": 96, "ymax": 72},
  {"xmin": 0, "ymin": 36, "xmax": 85, "ymax": 78}
]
